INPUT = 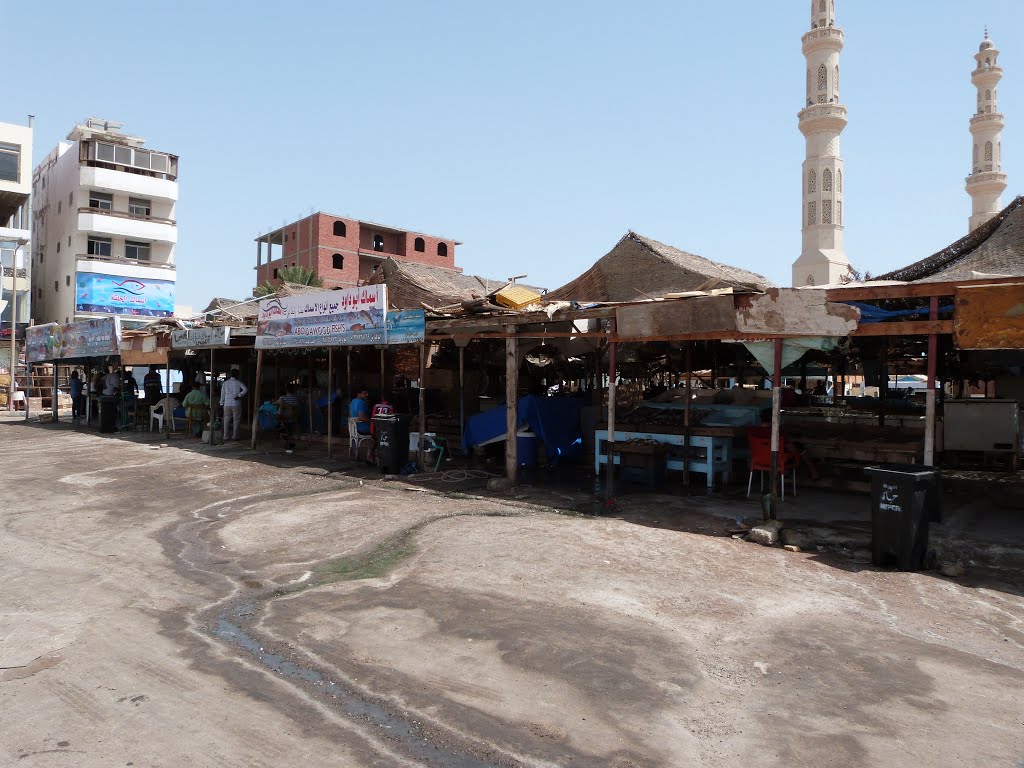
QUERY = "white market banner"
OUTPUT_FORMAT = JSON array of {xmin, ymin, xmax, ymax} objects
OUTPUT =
[
  {"xmin": 26, "ymin": 317, "xmax": 122, "ymax": 362},
  {"xmin": 256, "ymin": 286, "xmax": 388, "ymax": 349},
  {"xmin": 171, "ymin": 327, "xmax": 232, "ymax": 349}
]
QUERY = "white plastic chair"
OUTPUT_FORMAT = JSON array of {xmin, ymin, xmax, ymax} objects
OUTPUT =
[
  {"xmin": 348, "ymin": 418, "xmax": 374, "ymax": 460},
  {"xmin": 149, "ymin": 405, "xmax": 164, "ymax": 432}
]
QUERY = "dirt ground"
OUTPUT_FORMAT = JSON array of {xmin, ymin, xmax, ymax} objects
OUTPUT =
[{"xmin": 2, "ymin": 421, "xmax": 1023, "ymax": 767}]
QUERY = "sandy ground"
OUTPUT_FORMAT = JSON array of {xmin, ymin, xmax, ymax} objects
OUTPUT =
[{"xmin": 1, "ymin": 421, "xmax": 1023, "ymax": 767}]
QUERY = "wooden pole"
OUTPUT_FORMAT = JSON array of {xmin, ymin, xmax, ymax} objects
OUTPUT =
[
  {"xmin": 163, "ymin": 362, "xmax": 171, "ymax": 437},
  {"xmin": 380, "ymin": 347, "xmax": 386, "ymax": 399},
  {"xmin": 307, "ymin": 354, "xmax": 314, "ymax": 440},
  {"xmin": 327, "ymin": 348, "xmax": 334, "ymax": 459},
  {"xmin": 505, "ymin": 333, "xmax": 518, "ymax": 484},
  {"xmin": 7, "ymin": 278, "xmax": 14, "ymax": 413},
  {"xmin": 249, "ymin": 350, "xmax": 263, "ymax": 449},
  {"xmin": 51, "ymin": 365, "xmax": 58, "ymax": 423},
  {"xmin": 879, "ymin": 339, "xmax": 888, "ymax": 429},
  {"xmin": 925, "ymin": 296, "xmax": 939, "ymax": 466},
  {"xmin": 346, "ymin": 348, "xmax": 352, "ymax": 408},
  {"xmin": 458, "ymin": 344, "xmax": 466, "ymax": 446},
  {"xmin": 605, "ymin": 319, "xmax": 618, "ymax": 505},
  {"xmin": 769, "ymin": 338, "xmax": 784, "ymax": 519},
  {"xmin": 209, "ymin": 348, "xmax": 216, "ymax": 443},
  {"xmin": 419, "ymin": 342, "xmax": 428, "ymax": 468},
  {"xmin": 684, "ymin": 342, "xmax": 693, "ymax": 489},
  {"xmin": 25, "ymin": 359, "xmax": 31, "ymax": 422}
]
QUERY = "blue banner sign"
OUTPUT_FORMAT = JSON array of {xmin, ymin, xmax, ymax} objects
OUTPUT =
[
  {"xmin": 256, "ymin": 286, "xmax": 388, "ymax": 349},
  {"xmin": 76, "ymin": 272, "xmax": 175, "ymax": 318},
  {"xmin": 386, "ymin": 310, "xmax": 426, "ymax": 345}
]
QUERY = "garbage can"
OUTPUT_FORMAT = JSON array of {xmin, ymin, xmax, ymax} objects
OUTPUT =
[
  {"xmin": 866, "ymin": 464, "xmax": 941, "ymax": 570},
  {"xmin": 99, "ymin": 396, "xmax": 117, "ymax": 434},
  {"xmin": 374, "ymin": 414, "xmax": 410, "ymax": 475}
]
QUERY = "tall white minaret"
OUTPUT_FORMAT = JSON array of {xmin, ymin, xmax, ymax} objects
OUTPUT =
[
  {"xmin": 967, "ymin": 30, "xmax": 1008, "ymax": 232},
  {"xmin": 792, "ymin": 0, "xmax": 850, "ymax": 287}
]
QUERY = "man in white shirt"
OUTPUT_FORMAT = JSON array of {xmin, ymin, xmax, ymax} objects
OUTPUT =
[
  {"xmin": 102, "ymin": 367, "xmax": 122, "ymax": 397},
  {"xmin": 219, "ymin": 369, "xmax": 248, "ymax": 441}
]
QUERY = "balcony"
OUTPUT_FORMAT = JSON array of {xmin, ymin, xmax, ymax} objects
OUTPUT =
[
  {"xmin": 80, "ymin": 165, "xmax": 178, "ymax": 202},
  {"xmin": 77, "ymin": 253, "xmax": 176, "ymax": 273},
  {"xmin": 78, "ymin": 207, "xmax": 177, "ymax": 244}
]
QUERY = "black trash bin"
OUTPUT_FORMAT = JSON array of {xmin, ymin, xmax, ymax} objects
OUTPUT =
[
  {"xmin": 866, "ymin": 464, "xmax": 941, "ymax": 570},
  {"xmin": 374, "ymin": 414, "xmax": 410, "ymax": 474},
  {"xmin": 99, "ymin": 396, "xmax": 117, "ymax": 434}
]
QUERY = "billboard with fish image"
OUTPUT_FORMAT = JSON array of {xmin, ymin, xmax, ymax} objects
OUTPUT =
[
  {"xmin": 255, "ymin": 286, "xmax": 388, "ymax": 349},
  {"xmin": 76, "ymin": 272, "xmax": 175, "ymax": 318}
]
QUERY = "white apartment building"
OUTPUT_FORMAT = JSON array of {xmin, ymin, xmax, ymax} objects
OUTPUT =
[
  {"xmin": 31, "ymin": 118, "xmax": 178, "ymax": 328},
  {"xmin": 0, "ymin": 118, "xmax": 32, "ymax": 338}
]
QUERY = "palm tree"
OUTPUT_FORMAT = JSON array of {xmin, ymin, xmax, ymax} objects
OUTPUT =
[{"xmin": 253, "ymin": 265, "xmax": 324, "ymax": 297}]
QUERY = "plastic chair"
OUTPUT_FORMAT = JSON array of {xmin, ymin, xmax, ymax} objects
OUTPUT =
[
  {"xmin": 149, "ymin": 405, "xmax": 164, "ymax": 432},
  {"xmin": 186, "ymin": 404, "xmax": 208, "ymax": 437},
  {"xmin": 747, "ymin": 432, "xmax": 799, "ymax": 499},
  {"xmin": 348, "ymin": 417, "xmax": 374, "ymax": 460}
]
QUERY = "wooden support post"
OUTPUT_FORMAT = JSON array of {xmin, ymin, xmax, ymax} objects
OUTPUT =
[
  {"xmin": 52, "ymin": 365, "xmax": 58, "ymax": 422},
  {"xmin": 25, "ymin": 360, "xmax": 32, "ymax": 421},
  {"xmin": 163, "ymin": 363, "xmax": 171, "ymax": 437},
  {"xmin": 249, "ymin": 350, "xmax": 264, "ymax": 449},
  {"xmin": 380, "ymin": 347, "xmax": 386, "ymax": 399},
  {"xmin": 605, "ymin": 319, "xmax": 618, "ymax": 505},
  {"xmin": 327, "ymin": 349, "xmax": 334, "ymax": 459},
  {"xmin": 307, "ymin": 355, "xmax": 314, "ymax": 439},
  {"xmin": 683, "ymin": 342, "xmax": 693, "ymax": 489},
  {"xmin": 209, "ymin": 349, "xmax": 216, "ymax": 444},
  {"xmin": 505, "ymin": 333, "xmax": 519, "ymax": 484},
  {"xmin": 458, "ymin": 344, "xmax": 466, "ymax": 446},
  {"xmin": 879, "ymin": 339, "xmax": 888, "ymax": 429},
  {"xmin": 346, "ymin": 348, "xmax": 352, "ymax": 408},
  {"xmin": 925, "ymin": 296, "xmax": 939, "ymax": 466},
  {"xmin": 769, "ymin": 338, "xmax": 783, "ymax": 519},
  {"xmin": 419, "ymin": 342, "xmax": 428, "ymax": 468}
]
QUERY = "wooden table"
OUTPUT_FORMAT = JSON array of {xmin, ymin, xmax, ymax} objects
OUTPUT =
[{"xmin": 595, "ymin": 429, "xmax": 733, "ymax": 489}]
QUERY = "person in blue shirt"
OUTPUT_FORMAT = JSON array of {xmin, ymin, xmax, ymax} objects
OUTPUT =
[
  {"xmin": 349, "ymin": 387, "xmax": 372, "ymax": 435},
  {"xmin": 69, "ymin": 370, "xmax": 83, "ymax": 420}
]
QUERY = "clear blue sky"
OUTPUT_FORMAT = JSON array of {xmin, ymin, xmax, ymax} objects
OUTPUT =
[{"xmin": 6, "ymin": 1, "xmax": 1022, "ymax": 310}]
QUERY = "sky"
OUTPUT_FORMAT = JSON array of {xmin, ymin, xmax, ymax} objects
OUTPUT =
[{"xmin": 5, "ymin": 0, "xmax": 1023, "ymax": 311}]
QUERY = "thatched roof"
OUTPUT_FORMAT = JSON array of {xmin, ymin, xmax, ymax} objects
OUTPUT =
[
  {"xmin": 201, "ymin": 297, "xmax": 259, "ymax": 321},
  {"xmin": 368, "ymin": 259, "xmax": 542, "ymax": 310},
  {"xmin": 879, "ymin": 196, "xmax": 1024, "ymax": 283},
  {"xmin": 545, "ymin": 232, "xmax": 773, "ymax": 302}
]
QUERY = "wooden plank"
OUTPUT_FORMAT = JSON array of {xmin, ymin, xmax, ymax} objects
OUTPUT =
[
  {"xmin": 615, "ymin": 296, "xmax": 736, "ymax": 339},
  {"xmin": 954, "ymin": 282, "xmax": 1024, "ymax": 349},
  {"xmin": 851, "ymin": 320, "xmax": 953, "ymax": 337},
  {"xmin": 826, "ymin": 275, "xmax": 1023, "ymax": 302},
  {"xmin": 735, "ymin": 289, "xmax": 860, "ymax": 337},
  {"xmin": 505, "ymin": 334, "xmax": 518, "ymax": 484}
]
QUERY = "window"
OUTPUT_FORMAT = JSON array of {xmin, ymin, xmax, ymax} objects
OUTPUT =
[
  {"xmin": 834, "ymin": 66, "xmax": 839, "ymax": 96},
  {"xmin": 806, "ymin": 68, "xmax": 811, "ymax": 99},
  {"xmin": 414, "ymin": 237, "xmax": 425, "ymax": 252},
  {"xmin": 129, "ymin": 198, "xmax": 152, "ymax": 217},
  {"xmin": 819, "ymin": 0, "xmax": 826, "ymax": 12},
  {"xmin": 985, "ymin": 141, "xmax": 993, "ymax": 162},
  {"xmin": 58, "ymin": 201, "xmax": 61, "ymax": 214},
  {"xmin": 68, "ymin": 236, "xmax": 71, "ymax": 246},
  {"xmin": 437, "ymin": 242, "xmax": 448, "ymax": 257},
  {"xmin": 808, "ymin": 202, "xmax": 816, "ymax": 225},
  {"xmin": 818, "ymin": 65, "xmax": 827, "ymax": 91},
  {"xmin": 54, "ymin": 281, "xmax": 58, "ymax": 292},
  {"xmin": 373, "ymin": 234, "xmax": 385, "ymax": 252},
  {"xmin": 333, "ymin": 220, "xmax": 346, "ymax": 237},
  {"xmin": 57, "ymin": 241, "xmax": 60, "ymax": 253},
  {"xmin": 273, "ymin": 268, "xmax": 279, "ymax": 279},
  {"xmin": 332, "ymin": 253, "xmax": 344, "ymax": 269},
  {"xmin": 89, "ymin": 190, "xmax": 113, "ymax": 210},
  {"xmin": 283, "ymin": 233, "xmax": 287, "ymax": 242},
  {"xmin": 0, "ymin": 142, "xmax": 20, "ymax": 182},
  {"xmin": 823, "ymin": 168, "xmax": 832, "ymax": 191},
  {"xmin": 837, "ymin": 169, "xmax": 842, "ymax": 192},
  {"xmin": 69, "ymin": 192, "xmax": 73, "ymax": 206},
  {"xmin": 974, "ymin": 144, "xmax": 979, "ymax": 167},
  {"xmin": 822, "ymin": 200, "xmax": 832, "ymax": 225},
  {"xmin": 808, "ymin": 169, "xmax": 816, "ymax": 193},
  {"xmin": 125, "ymin": 241, "xmax": 151, "ymax": 261},
  {"xmin": 87, "ymin": 237, "xmax": 112, "ymax": 257},
  {"xmin": 837, "ymin": 201, "xmax": 842, "ymax": 226},
  {"xmin": 65, "ymin": 275, "xmax": 71, "ymax": 287}
]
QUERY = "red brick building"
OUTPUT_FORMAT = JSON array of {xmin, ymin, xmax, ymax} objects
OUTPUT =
[{"xmin": 254, "ymin": 213, "xmax": 460, "ymax": 291}]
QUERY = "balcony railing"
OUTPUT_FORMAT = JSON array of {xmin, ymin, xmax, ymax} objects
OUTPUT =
[
  {"xmin": 2, "ymin": 267, "xmax": 27, "ymax": 278},
  {"xmin": 78, "ymin": 206, "xmax": 176, "ymax": 226},
  {"xmin": 77, "ymin": 253, "xmax": 176, "ymax": 271}
]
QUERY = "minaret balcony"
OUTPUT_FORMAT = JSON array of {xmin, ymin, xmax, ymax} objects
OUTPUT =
[
  {"xmin": 798, "ymin": 104, "xmax": 848, "ymax": 134},
  {"xmin": 971, "ymin": 67, "xmax": 1003, "ymax": 85},
  {"xmin": 965, "ymin": 171, "xmax": 1008, "ymax": 192},
  {"xmin": 969, "ymin": 112, "xmax": 1005, "ymax": 131},
  {"xmin": 802, "ymin": 27, "xmax": 844, "ymax": 52}
]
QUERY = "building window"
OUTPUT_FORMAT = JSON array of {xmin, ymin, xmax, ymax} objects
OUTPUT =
[
  {"xmin": 974, "ymin": 144, "xmax": 979, "ymax": 167},
  {"xmin": 808, "ymin": 169, "xmax": 816, "ymax": 193},
  {"xmin": 985, "ymin": 141, "xmax": 993, "ymax": 161},
  {"xmin": 414, "ymin": 237, "xmax": 425, "ymax": 252},
  {"xmin": 57, "ymin": 241, "xmax": 60, "ymax": 254},
  {"xmin": 283, "ymin": 233, "xmax": 287, "ymax": 242},
  {"xmin": 0, "ymin": 142, "xmax": 20, "ymax": 182},
  {"xmin": 819, "ymin": 0, "xmax": 826, "ymax": 12},
  {"xmin": 818, "ymin": 64, "xmax": 827, "ymax": 91},
  {"xmin": 333, "ymin": 220, "xmax": 346, "ymax": 237},
  {"xmin": 332, "ymin": 253, "xmax": 344, "ymax": 269},
  {"xmin": 58, "ymin": 201, "xmax": 61, "ymax": 214},
  {"xmin": 68, "ymin": 236, "xmax": 71, "ymax": 246},
  {"xmin": 808, "ymin": 202, "xmax": 816, "ymax": 225},
  {"xmin": 54, "ymin": 281, "xmax": 58, "ymax": 293},
  {"xmin": 837, "ymin": 201, "xmax": 842, "ymax": 225},
  {"xmin": 69, "ymin": 192, "xmax": 73, "ymax": 206},
  {"xmin": 65, "ymin": 275, "xmax": 71, "ymax": 287},
  {"xmin": 822, "ymin": 200, "xmax": 833, "ymax": 224},
  {"xmin": 87, "ymin": 237, "xmax": 112, "ymax": 257},
  {"xmin": 129, "ymin": 197, "xmax": 152, "ymax": 217},
  {"xmin": 89, "ymin": 190, "xmax": 113, "ymax": 210},
  {"xmin": 437, "ymin": 242, "xmax": 448, "ymax": 257},
  {"xmin": 125, "ymin": 241, "xmax": 151, "ymax": 262},
  {"xmin": 834, "ymin": 66, "xmax": 839, "ymax": 96},
  {"xmin": 373, "ymin": 234, "xmax": 385, "ymax": 252},
  {"xmin": 823, "ymin": 168, "xmax": 832, "ymax": 191},
  {"xmin": 272, "ymin": 268, "xmax": 279, "ymax": 279}
]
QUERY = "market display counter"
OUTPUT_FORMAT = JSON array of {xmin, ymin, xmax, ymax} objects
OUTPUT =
[
  {"xmin": 782, "ymin": 411, "xmax": 925, "ymax": 465},
  {"xmin": 595, "ymin": 426, "xmax": 734, "ymax": 488}
]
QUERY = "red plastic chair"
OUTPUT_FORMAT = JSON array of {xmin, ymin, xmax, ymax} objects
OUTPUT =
[{"xmin": 747, "ymin": 431, "xmax": 799, "ymax": 499}]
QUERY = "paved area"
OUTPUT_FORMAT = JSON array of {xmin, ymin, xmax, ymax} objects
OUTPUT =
[{"xmin": 1, "ymin": 422, "xmax": 1023, "ymax": 767}]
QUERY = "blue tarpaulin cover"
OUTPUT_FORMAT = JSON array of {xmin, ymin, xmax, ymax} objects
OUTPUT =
[{"xmin": 463, "ymin": 395, "xmax": 584, "ymax": 463}]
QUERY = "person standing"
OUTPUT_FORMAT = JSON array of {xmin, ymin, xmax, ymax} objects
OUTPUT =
[
  {"xmin": 220, "ymin": 369, "xmax": 248, "ymax": 441},
  {"xmin": 102, "ymin": 366, "xmax": 122, "ymax": 397},
  {"xmin": 276, "ymin": 383, "xmax": 301, "ymax": 453},
  {"xmin": 69, "ymin": 370, "xmax": 83, "ymax": 420},
  {"xmin": 143, "ymin": 366, "xmax": 163, "ymax": 405}
]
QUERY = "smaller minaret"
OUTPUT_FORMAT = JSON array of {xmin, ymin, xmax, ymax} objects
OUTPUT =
[{"xmin": 966, "ymin": 29, "xmax": 1008, "ymax": 232}]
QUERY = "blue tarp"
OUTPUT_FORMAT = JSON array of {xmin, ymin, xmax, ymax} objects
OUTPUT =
[
  {"xmin": 847, "ymin": 302, "xmax": 954, "ymax": 323},
  {"xmin": 463, "ymin": 395, "xmax": 584, "ymax": 464}
]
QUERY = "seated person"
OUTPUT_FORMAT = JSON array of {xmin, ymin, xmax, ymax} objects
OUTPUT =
[
  {"xmin": 258, "ymin": 400, "xmax": 280, "ymax": 431},
  {"xmin": 349, "ymin": 387, "xmax": 371, "ymax": 435},
  {"xmin": 182, "ymin": 383, "xmax": 210, "ymax": 437}
]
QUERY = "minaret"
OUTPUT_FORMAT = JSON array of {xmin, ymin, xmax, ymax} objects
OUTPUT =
[
  {"xmin": 792, "ymin": 0, "xmax": 850, "ymax": 287},
  {"xmin": 966, "ymin": 30, "xmax": 1008, "ymax": 232}
]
